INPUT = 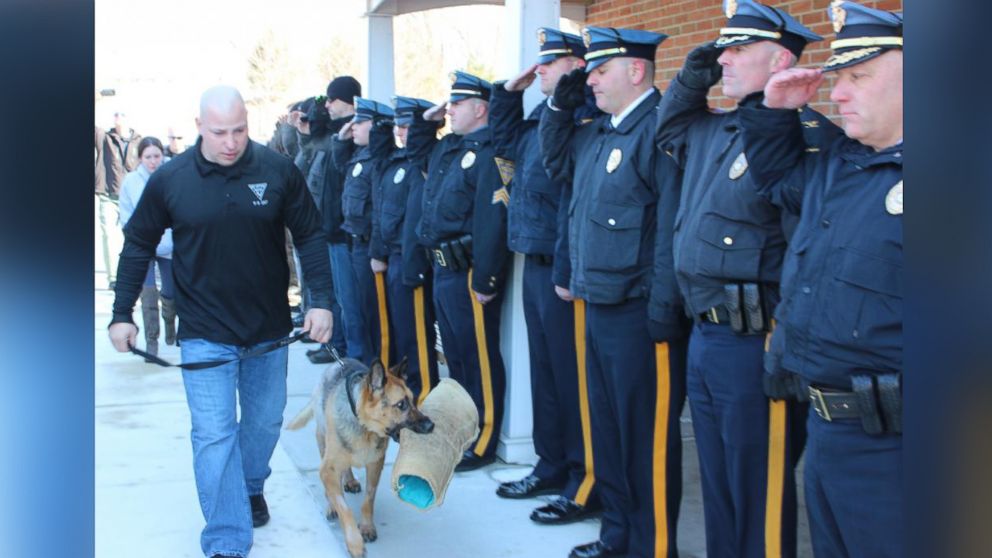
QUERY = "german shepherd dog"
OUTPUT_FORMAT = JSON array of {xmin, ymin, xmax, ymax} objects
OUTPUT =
[{"xmin": 286, "ymin": 357, "xmax": 434, "ymax": 558}]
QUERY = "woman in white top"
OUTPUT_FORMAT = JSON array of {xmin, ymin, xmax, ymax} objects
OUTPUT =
[{"xmin": 119, "ymin": 136, "xmax": 175, "ymax": 359}]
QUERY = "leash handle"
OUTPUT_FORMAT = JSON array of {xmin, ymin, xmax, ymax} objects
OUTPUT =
[{"xmin": 128, "ymin": 330, "xmax": 309, "ymax": 370}]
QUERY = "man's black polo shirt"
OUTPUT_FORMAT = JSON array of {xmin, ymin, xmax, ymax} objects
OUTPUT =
[{"xmin": 112, "ymin": 139, "xmax": 334, "ymax": 346}]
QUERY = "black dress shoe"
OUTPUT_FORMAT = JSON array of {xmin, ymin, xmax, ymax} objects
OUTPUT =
[
  {"xmin": 496, "ymin": 473, "xmax": 563, "ymax": 499},
  {"xmin": 250, "ymin": 494, "xmax": 269, "ymax": 527},
  {"xmin": 569, "ymin": 540, "xmax": 624, "ymax": 558},
  {"xmin": 308, "ymin": 346, "xmax": 336, "ymax": 363},
  {"xmin": 530, "ymin": 496, "xmax": 600, "ymax": 525},
  {"xmin": 454, "ymin": 450, "xmax": 495, "ymax": 472}
]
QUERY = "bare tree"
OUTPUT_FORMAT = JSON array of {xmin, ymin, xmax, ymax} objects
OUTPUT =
[
  {"xmin": 246, "ymin": 28, "xmax": 298, "ymax": 106},
  {"xmin": 316, "ymin": 36, "xmax": 360, "ymax": 84}
]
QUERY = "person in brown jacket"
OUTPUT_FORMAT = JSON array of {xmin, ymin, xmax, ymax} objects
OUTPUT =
[{"xmin": 96, "ymin": 111, "xmax": 141, "ymax": 288}]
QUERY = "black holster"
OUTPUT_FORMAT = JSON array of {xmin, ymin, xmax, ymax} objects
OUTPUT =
[
  {"xmin": 852, "ymin": 374, "xmax": 885, "ymax": 435},
  {"xmin": 722, "ymin": 282, "xmax": 771, "ymax": 335},
  {"xmin": 876, "ymin": 373, "xmax": 902, "ymax": 434}
]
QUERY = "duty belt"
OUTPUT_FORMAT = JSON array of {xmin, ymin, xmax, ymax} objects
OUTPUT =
[
  {"xmin": 697, "ymin": 282, "xmax": 774, "ymax": 335},
  {"xmin": 808, "ymin": 386, "xmax": 861, "ymax": 420},
  {"xmin": 350, "ymin": 232, "xmax": 370, "ymax": 244},
  {"xmin": 807, "ymin": 373, "xmax": 902, "ymax": 435}
]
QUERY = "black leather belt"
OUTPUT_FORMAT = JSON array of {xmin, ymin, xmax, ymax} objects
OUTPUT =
[
  {"xmin": 351, "ymin": 233, "xmax": 370, "ymax": 243},
  {"xmin": 698, "ymin": 306, "xmax": 732, "ymax": 324},
  {"xmin": 808, "ymin": 386, "xmax": 862, "ymax": 421}
]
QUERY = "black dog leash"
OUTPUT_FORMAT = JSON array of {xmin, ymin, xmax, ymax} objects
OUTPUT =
[{"xmin": 128, "ymin": 330, "xmax": 310, "ymax": 370}]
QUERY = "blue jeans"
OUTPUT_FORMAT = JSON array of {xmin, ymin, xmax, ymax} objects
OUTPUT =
[
  {"xmin": 180, "ymin": 338, "xmax": 289, "ymax": 558},
  {"xmin": 329, "ymin": 242, "xmax": 369, "ymax": 361}
]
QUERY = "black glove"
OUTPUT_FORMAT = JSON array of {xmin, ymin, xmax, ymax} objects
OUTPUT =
[
  {"xmin": 552, "ymin": 68, "xmax": 587, "ymax": 110},
  {"xmin": 678, "ymin": 42, "xmax": 723, "ymax": 90}
]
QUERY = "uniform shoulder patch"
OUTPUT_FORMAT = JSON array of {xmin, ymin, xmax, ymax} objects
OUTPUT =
[
  {"xmin": 494, "ymin": 157, "xmax": 515, "ymax": 187},
  {"xmin": 491, "ymin": 186, "xmax": 510, "ymax": 207}
]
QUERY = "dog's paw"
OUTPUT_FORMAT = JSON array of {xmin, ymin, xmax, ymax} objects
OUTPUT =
[
  {"xmin": 344, "ymin": 479, "xmax": 362, "ymax": 493},
  {"xmin": 325, "ymin": 507, "xmax": 338, "ymax": 521},
  {"xmin": 359, "ymin": 523, "xmax": 378, "ymax": 542}
]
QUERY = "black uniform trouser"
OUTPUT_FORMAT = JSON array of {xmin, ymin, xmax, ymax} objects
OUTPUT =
[
  {"xmin": 686, "ymin": 321, "xmax": 807, "ymax": 558},
  {"xmin": 586, "ymin": 297, "xmax": 687, "ymax": 558},
  {"xmin": 385, "ymin": 251, "xmax": 438, "ymax": 403},
  {"xmin": 348, "ymin": 240, "xmax": 382, "ymax": 365},
  {"xmin": 432, "ymin": 264, "xmax": 506, "ymax": 458},
  {"xmin": 804, "ymin": 411, "xmax": 902, "ymax": 558},
  {"xmin": 522, "ymin": 256, "xmax": 595, "ymax": 504}
]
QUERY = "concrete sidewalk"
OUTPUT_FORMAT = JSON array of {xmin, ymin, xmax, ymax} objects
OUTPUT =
[{"xmin": 95, "ymin": 285, "xmax": 812, "ymax": 558}]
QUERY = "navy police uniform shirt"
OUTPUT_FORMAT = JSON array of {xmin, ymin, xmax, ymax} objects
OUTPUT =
[
  {"xmin": 418, "ymin": 127, "xmax": 510, "ymax": 295},
  {"xmin": 332, "ymin": 136, "xmax": 383, "ymax": 241},
  {"xmin": 656, "ymin": 79, "xmax": 839, "ymax": 317},
  {"xmin": 370, "ymin": 116, "xmax": 438, "ymax": 287},
  {"xmin": 539, "ymin": 88, "xmax": 686, "ymax": 337},
  {"xmin": 739, "ymin": 105, "xmax": 903, "ymax": 389},
  {"xmin": 490, "ymin": 86, "xmax": 602, "ymax": 283}
]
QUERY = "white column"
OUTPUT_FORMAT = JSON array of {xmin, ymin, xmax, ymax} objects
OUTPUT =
[
  {"xmin": 366, "ymin": 14, "xmax": 395, "ymax": 102},
  {"xmin": 496, "ymin": 0, "xmax": 562, "ymax": 465}
]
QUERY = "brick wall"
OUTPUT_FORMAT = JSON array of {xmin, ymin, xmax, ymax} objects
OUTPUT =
[{"xmin": 584, "ymin": 0, "xmax": 902, "ymax": 117}]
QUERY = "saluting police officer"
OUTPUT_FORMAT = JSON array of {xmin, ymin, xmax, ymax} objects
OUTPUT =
[
  {"xmin": 331, "ymin": 98, "xmax": 396, "ymax": 366},
  {"xmin": 418, "ymin": 71, "xmax": 511, "ymax": 472},
  {"xmin": 489, "ymin": 27, "xmax": 603, "ymax": 525},
  {"xmin": 653, "ymin": 2, "xmax": 834, "ymax": 556},
  {"xmin": 368, "ymin": 95, "xmax": 442, "ymax": 403},
  {"xmin": 540, "ymin": 27, "xmax": 688, "ymax": 558},
  {"xmin": 738, "ymin": 3, "xmax": 903, "ymax": 557}
]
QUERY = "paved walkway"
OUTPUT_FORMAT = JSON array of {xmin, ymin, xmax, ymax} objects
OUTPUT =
[{"xmin": 94, "ymin": 284, "xmax": 812, "ymax": 557}]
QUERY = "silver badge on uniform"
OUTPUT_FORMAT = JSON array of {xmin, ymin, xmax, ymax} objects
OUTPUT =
[
  {"xmin": 729, "ymin": 152, "xmax": 748, "ymax": 179},
  {"xmin": 461, "ymin": 151, "xmax": 476, "ymax": 169},
  {"xmin": 606, "ymin": 148, "xmax": 622, "ymax": 173},
  {"xmin": 393, "ymin": 167, "xmax": 406, "ymax": 184},
  {"xmin": 885, "ymin": 180, "xmax": 903, "ymax": 215},
  {"xmin": 352, "ymin": 162, "xmax": 363, "ymax": 177}
]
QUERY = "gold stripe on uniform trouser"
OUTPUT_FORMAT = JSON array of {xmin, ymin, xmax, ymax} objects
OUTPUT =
[
  {"xmin": 374, "ymin": 271, "xmax": 390, "ymax": 368},
  {"xmin": 653, "ymin": 342, "xmax": 672, "ymax": 557},
  {"xmin": 413, "ymin": 286, "xmax": 432, "ymax": 407},
  {"xmin": 765, "ymin": 399, "xmax": 787, "ymax": 558},
  {"xmin": 573, "ymin": 299, "xmax": 596, "ymax": 505},
  {"xmin": 468, "ymin": 270, "xmax": 496, "ymax": 456},
  {"xmin": 764, "ymin": 317, "xmax": 784, "ymax": 558}
]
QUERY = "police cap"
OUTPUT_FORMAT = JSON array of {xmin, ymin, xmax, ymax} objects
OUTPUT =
[
  {"xmin": 715, "ymin": 0, "xmax": 822, "ymax": 59},
  {"xmin": 535, "ymin": 27, "xmax": 586, "ymax": 65},
  {"xmin": 823, "ymin": 1, "xmax": 903, "ymax": 71},
  {"xmin": 582, "ymin": 26, "xmax": 668, "ymax": 72}
]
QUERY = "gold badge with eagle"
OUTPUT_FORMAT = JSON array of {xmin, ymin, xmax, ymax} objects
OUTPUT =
[
  {"xmin": 393, "ymin": 167, "xmax": 406, "ymax": 184},
  {"xmin": 461, "ymin": 151, "xmax": 476, "ymax": 169},
  {"xmin": 352, "ymin": 162, "xmax": 363, "ymax": 177}
]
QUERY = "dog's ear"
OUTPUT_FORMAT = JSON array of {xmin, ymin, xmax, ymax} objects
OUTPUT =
[
  {"xmin": 369, "ymin": 359, "xmax": 386, "ymax": 392},
  {"xmin": 389, "ymin": 357, "xmax": 409, "ymax": 380}
]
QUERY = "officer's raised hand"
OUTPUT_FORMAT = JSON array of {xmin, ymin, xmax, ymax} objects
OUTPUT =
[
  {"xmin": 678, "ymin": 41, "xmax": 723, "ymax": 90},
  {"xmin": 763, "ymin": 67, "xmax": 824, "ymax": 110},
  {"xmin": 337, "ymin": 120, "xmax": 354, "ymax": 141},
  {"xmin": 552, "ymin": 68, "xmax": 587, "ymax": 110},
  {"xmin": 504, "ymin": 63, "xmax": 539, "ymax": 92},
  {"xmin": 423, "ymin": 103, "xmax": 447, "ymax": 122}
]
